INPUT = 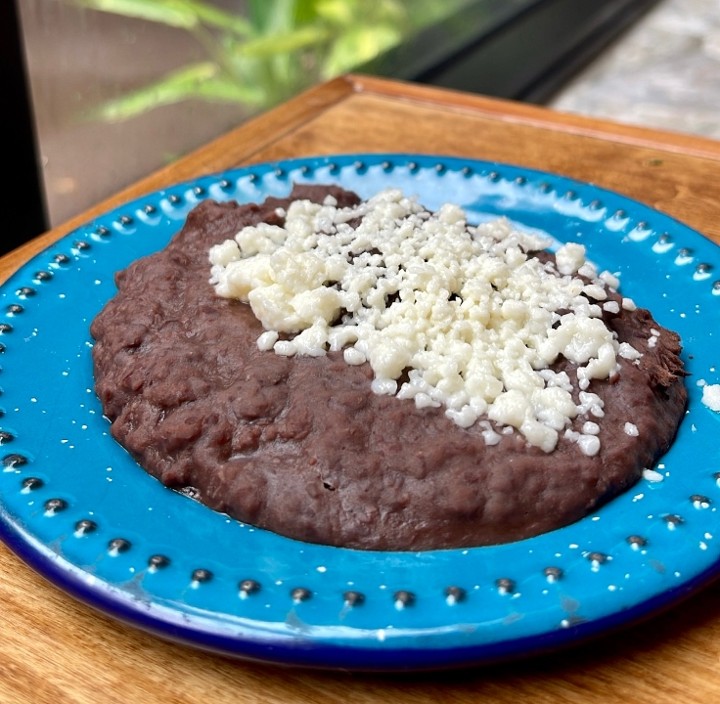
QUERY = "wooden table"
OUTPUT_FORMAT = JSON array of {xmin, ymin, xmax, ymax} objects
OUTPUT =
[{"xmin": 2, "ymin": 74, "xmax": 719, "ymax": 704}]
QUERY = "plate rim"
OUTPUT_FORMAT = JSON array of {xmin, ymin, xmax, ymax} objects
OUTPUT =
[{"xmin": 1, "ymin": 152, "xmax": 719, "ymax": 671}]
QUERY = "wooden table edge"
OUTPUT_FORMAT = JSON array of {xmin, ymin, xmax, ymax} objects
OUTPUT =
[{"xmin": 349, "ymin": 74, "xmax": 720, "ymax": 160}]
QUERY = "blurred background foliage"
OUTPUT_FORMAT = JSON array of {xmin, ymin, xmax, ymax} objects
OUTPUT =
[{"xmin": 71, "ymin": 0, "xmax": 473, "ymax": 121}]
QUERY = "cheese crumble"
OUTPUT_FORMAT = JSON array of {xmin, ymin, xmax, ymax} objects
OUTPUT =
[
  {"xmin": 701, "ymin": 383, "xmax": 720, "ymax": 412},
  {"xmin": 209, "ymin": 188, "xmax": 638, "ymax": 453}
]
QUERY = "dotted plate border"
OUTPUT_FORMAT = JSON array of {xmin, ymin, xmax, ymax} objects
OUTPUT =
[{"xmin": 0, "ymin": 153, "xmax": 719, "ymax": 671}]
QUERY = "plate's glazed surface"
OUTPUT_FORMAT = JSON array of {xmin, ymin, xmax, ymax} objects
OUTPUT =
[{"xmin": 0, "ymin": 154, "xmax": 718, "ymax": 671}]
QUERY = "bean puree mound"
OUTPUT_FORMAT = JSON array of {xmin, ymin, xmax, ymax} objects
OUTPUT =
[{"xmin": 90, "ymin": 185, "xmax": 687, "ymax": 551}]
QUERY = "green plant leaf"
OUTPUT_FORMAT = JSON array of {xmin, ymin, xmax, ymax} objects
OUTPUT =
[
  {"xmin": 192, "ymin": 75, "xmax": 267, "ymax": 103},
  {"xmin": 84, "ymin": 62, "xmax": 265, "ymax": 121},
  {"xmin": 233, "ymin": 25, "xmax": 331, "ymax": 58},
  {"xmin": 73, "ymin": 0, "xmax": 477, "ymax": 122},
  {"xmin": 293, "ymin": 0, "xmax": 328, "ymax": 25},
  {"xmin": 315, "ymin": 0, "xmax": 406, "ymax": 27},
  {"xmin": 183, "ymin": 0, "xmax": 253, "ymax": 36},
  {"xmin": 314, "ymin": 0, "xmax": 354, "ymax": 25},
  {"xmin": 247, "ymin": 0, "xmax": 297, "ymax": 33},
  {"xmin": 72, "ymin": 0, "xmax": 253, "ymax": 35},
  {"xmin": 322, "ymin": 24, "xmax": 402, "ymax": 77},
  {"xmin": 72, "ymin": 0, "xmax": 200, "ymax": 29}
]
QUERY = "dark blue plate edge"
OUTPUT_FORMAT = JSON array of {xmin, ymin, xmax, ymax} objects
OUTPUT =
[{"xmin": 3, "ymin": 511, "xmax": 720, "ymax": 672}]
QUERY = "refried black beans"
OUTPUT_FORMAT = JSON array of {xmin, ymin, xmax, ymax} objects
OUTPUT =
[{"xmin": 90, "ymin": 184, "xmax": 687, "ymax": 550}]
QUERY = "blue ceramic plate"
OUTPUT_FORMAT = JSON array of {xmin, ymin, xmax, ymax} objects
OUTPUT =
[{"xmin": 1, "ymin": 154, "xmax": 719, "ymax": 671}]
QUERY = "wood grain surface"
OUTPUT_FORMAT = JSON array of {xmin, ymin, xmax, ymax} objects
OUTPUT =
[{"xmin": 2, "ymin": 74, "xmax": 720, "ymax": 703}]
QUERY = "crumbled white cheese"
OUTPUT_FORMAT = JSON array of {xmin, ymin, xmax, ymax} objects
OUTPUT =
[
  {"xmin": 209, "ymin": 188, "xmax": 635, "ymax": 452},
  {"xmin": 256, "ymin": 330, "xmax": 278, "ymax": 351},
  {"xmin": 624, "ymin": 422, "xmax": 639, "ymax": 436},
  {"xmin": 622, "ymin": 297, "xmax": 637, "ymax": 311},
  {"xmin": 643, "ymin": 468, "xmax": 664, "ymax": 482},
  {"xmin": 577, "ymin": 433, "xmax": 601, "ymax": 457},
  {"xmin": 599, "ymin": 271, "xmax": 620, "ymax": 290},
  {"xmin": 618, "ymin": 342, "xmax": 642, "ymax": 361},
  {"xmin": 702, "ymin": 383, "xmax": 720, "ymax": 412},
  {"xmin": 555, "ymin": 242, "xmax": 586, "ymax": 275}
]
